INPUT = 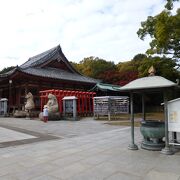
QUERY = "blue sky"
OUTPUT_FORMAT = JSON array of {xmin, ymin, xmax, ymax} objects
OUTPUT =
[{"xmin": 0, "ymin": 0, "xmax": 179, "ymax": 70}]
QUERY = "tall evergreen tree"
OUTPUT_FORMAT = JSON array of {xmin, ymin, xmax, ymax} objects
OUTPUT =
[{"xmin": 137, "ymin": 0, "xmax": 180, "ymax": 66}]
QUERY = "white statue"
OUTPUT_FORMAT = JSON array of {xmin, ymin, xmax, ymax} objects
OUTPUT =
[
  {"xmin": 25, "ymin": 92, "xmax": 35, "ymax": 111},
  {"xmin": 45, "ymin": 93, "xmax": 58, "ymax": 113}
]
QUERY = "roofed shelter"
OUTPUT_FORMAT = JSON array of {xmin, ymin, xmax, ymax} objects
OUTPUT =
[
  {"xmin": 119, "ymin": 66, "xmax": 179, "ymax": 155},
  {"xmin": 89, "ymin": 83, "xmax": 121, "ymax": 96},
  {"xmin": 0, "ymin": 45, "xmax": 98, "ymax": 112}
]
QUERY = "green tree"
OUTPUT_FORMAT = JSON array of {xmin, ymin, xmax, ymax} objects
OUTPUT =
[
  {"xmin": 117, "ymin": 55, "xmax": 143, "ymax": 74},
  {"xmin": 137, "ymin": 56, "xmax": 179, "ymax": 80},
  {"xmin": 117, "ymin": 56, "xmax": 179, "ymax": 82},
  {"xmin": 117, "ymin": 61, "xmax": 137, "ymax": 72},
  {"xmin": 165, "ymin": 0, "xmax": 179, "ymax": 10},
  {"xmin": 71, "ymin": 54, "xmax": 179, "ymax": 85},
  {"xmin": 137, "ymin": 0, "xmax": 180, "ymax": 64},
  {"xmin": 0, "ymin": 66, "xmax": 15, "ymax": 74},
  {"xmin": 74, "ymin": 56, "xmax": 117, "ymax": 79},
  {"xmin": 132, "ymin": 53, "xmax": 147, "ymax": 61}
]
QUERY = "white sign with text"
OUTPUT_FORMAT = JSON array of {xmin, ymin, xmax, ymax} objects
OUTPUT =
[{"xmin": 168, "ymin": 98, "xmax": 180, "ymax": 132}]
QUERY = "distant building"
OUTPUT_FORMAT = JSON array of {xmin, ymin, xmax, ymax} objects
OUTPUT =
[{"xmin": 0, "ymin": 45, "xmax": 98, "ymax": 111}]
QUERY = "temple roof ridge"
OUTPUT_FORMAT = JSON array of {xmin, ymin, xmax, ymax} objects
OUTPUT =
[{"xmin": 20, "ymin": 45, "xmax": 61, "ymax": 69}]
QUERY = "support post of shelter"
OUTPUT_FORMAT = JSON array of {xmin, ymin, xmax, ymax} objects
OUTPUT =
[
  {"xmin": 161, "ymin": 90, "xmax": 174, "ymax": 155},
  {"xmin": 142, "ymin": 93, "xmax": 146, "ymax": 121},
  {"xmin": 108, "ymin": 99, "xmax": 111, "ymax": 121},
  {"xmin": 128, "ymin": 92, "xmax": 138, "ymax": 150}
]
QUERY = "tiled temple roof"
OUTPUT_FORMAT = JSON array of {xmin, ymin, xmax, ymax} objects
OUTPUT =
[
  {"xmin": 1, "ymin": 45, "xmax": 98, "ymax": 84},
  {"xmin": 20, "ymin": 45, "xmax": 60, "ymax": 69},
  {"xmin": 21, "ymin": 67, "xmax": 98, "ymax": 83}
]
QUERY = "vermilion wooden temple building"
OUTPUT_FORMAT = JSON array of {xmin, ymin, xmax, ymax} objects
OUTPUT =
[{"xmin": 0, "ymin": 45, "xmax": 98, "ymax": 111}]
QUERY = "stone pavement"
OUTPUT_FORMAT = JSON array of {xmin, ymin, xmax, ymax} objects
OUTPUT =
[
  {"xmin": 0, "ymin": 117, "xmax": 180, "ymax": 180},
  {"xmin": 0, "ymin": 127, "xmax": 36, "ymax": 143},
  {"xmin": 0, "ymin": 117, "xmax": 120, "ymax": 138}
]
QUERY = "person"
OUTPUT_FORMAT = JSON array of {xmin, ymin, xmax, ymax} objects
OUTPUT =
[{"xmin": 43, "ymin": 106, "xmax": 48, "ymax": 123}]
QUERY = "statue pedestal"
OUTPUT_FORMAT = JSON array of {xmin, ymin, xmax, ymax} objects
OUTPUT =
[{"xmin": 13, "ymin": 110, "xmax": 27, "ymax": 118}]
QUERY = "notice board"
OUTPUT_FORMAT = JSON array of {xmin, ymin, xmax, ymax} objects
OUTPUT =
[{"xmin": 168, "ymin": 98, "xmax": 180, "ymax": 132}]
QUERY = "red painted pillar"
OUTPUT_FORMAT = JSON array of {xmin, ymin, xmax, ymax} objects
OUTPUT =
[
  {"xmin": 88, "ymin": 92, "xmax": 91, "ymax": 114},
  {"xmin": 82, "ymin": 92, "xmax": 85, "ymax": 116},
  {"xmin": 59, "ymin": 90, "xmax": 63, "ymax": 113},
  {"xmin": 74, "ymin": 91, "xmax": 79, "ymax": 114},
  {"xmin": 64, "ymin": 90, "xmax": 68, "ymax": 97},
  {"xmin": 77, "ymin": 91, "xmax": 80, "ymax": 115},
  {"xmin": 40, "ymin": 93, "xmax": 43, "ymax": 112},
  {"xmin": 39, "ymin": 91, "xmax": 46, "ymax": 112},
  {"xmin": 79, "ymin": 91, "xmax": 82, "ymax": 116},
  {"xmin": 85, "ymin": 92, "xmax": 88, "ymax": 115}
]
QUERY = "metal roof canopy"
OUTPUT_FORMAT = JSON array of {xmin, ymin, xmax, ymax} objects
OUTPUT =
[
  {"xmin": 120, "ymin": 76, "xmax": 177, "ymax": 91},
  {"xmin": 90, "ymin": 83, "xmax": 121, "ymax": 92},
  {"xmin": 119, "ymin": 70, "xmax": 179, "ymax": 155}
]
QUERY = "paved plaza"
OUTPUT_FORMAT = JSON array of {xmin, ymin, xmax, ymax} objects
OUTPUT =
[{"xmin": 0, "ymin": 117, "xmax": 180, "ymax": 180}]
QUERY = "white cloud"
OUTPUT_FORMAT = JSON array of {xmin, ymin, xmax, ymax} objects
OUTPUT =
[{"xmin": 0, "ymin": 0, "xmax": 179, "ymax": 70}]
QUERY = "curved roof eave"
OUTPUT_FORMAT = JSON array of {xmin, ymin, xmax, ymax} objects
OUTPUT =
[
  {"xmin": 17, "ymin": 67, "xmax": 98, "ymax": 84},
  {"xmin": 90, "ymin": 82, "xmax": 121, "ymax": 92},
  {"xmin": 0, "ymin": 66, "xmax": 20, "ymax": 78},
  {"xmin": 120, "ymin": 76, "xmax": 178, "ymax": 91}
]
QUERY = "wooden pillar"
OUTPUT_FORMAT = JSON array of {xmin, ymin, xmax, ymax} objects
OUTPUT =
[
  {"xmin": 0, "ymin": 89, "xmax": 2, "ymax": 98},
  {"xmin": 17, "ymin": 86, "xmax": 21, "ymax": 109},
  {"xmin": 25, "ymin": 84, "xmax": 28, "ymax": 95},
  {"xmin": 142, "ymin": 93, "xmax": 146, "ymax": 121}
]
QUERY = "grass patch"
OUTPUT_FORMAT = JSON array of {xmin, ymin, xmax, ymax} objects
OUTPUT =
[
  {"xmin": 97, "ymin": 112, "xmax": 164, "ymax": 127},
  {"xmin": 95, "ymin": 112, "xmax": 164, "ymax": 121}
]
